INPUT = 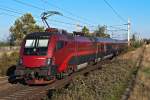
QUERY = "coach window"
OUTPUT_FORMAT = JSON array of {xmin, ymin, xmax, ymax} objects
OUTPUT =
[
  {"xmin": 107, "ymin": 44, "xmax": 112, "ymax": 50},
  {"xmin": 55, "ymin": 41, "xmax": 64, "ymax": 51}
]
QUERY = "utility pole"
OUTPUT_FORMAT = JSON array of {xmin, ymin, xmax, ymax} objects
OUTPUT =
[{"xmin": 127, "ymin": 18, "xmax": 131, "ymax": 46}]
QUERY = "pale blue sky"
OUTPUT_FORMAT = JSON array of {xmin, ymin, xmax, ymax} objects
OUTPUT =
[{"xmin": 0, "ymin": 0, "xmax": 150, "ymax": 41}]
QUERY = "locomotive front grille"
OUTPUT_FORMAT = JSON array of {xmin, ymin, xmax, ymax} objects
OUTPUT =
[{"xmin": 15, "ymin": 67, "xmax": 49, "ymax": 77}]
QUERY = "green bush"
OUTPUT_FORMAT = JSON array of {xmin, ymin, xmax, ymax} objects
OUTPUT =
[{"xmin": 131, "ymin": 41, "xmax": 143, "ymax": 49}]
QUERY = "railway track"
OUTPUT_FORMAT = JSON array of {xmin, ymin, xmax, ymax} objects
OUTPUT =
[
  {"xmin": 0, "ymin": 46, "xmax": 144, "ymax": 100},
  {"xmin": 0, "ymin": 59, "xmax": 108, "ymax": 100},
  {"xmin": 0, "ymin": 46, "xmax": 145, "ymax": 100},
  {"xmin": 0, "ymin": 77, "xmax": 8, "ymax": 85},
  {"xmin": 0, "ymin": 77, "xmax": 10, "ymax": 90}
]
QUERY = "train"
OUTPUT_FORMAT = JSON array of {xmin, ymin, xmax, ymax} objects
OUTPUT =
[{"xmin": 15, "ymin": 28, "xmax": 127, "ymax": 85}]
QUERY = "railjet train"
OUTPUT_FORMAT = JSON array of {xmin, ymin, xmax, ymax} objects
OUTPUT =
[{"xmin": 15, "ymin": 28, "xmax": 127, "ymax": 84}]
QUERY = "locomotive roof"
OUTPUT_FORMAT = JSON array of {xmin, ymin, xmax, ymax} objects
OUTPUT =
[
  {"xmin": 25, "ymin": 32, "xmax": 54, "ymax": 39},
  {"xmin": 25, "ymin": 31, "xmax": 71, "ymax": 39},
  {"xmin": 95, "ymin": 37, "xmax": 127, "ymax": 44},
  {"xmin": 26, "ymin": 32, "xmax": 52, "ymax": 36},
  {"xmin": 25, "ymin": 32, "xmax": 127, "ymax": 44}
]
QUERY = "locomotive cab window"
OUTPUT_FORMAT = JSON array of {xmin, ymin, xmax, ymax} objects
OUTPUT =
[
  {"xmin": 37, "ymin": 39, "xmax": 49, "ymax": 47},
  {"xmin": 25, "ymin": 39, "xmax": 36, "ymax": 48},
  {"xmin": 24, "ymin": 37, "xmax": 49, "ymax": 56}
]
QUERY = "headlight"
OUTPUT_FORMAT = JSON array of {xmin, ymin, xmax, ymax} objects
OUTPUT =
[{"xmin": 46, "ymin": 58, "xmax": 52, "ymax": 65}]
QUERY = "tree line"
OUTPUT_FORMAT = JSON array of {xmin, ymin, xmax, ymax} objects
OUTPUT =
[{"xmin": 3, "ymin": 13, "xmax": 110, "ymax": 46}]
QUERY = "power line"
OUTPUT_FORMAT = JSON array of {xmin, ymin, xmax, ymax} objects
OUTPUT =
[
  {"xmin": 109, "ymin": 24, "xmax": 128, "ymax": 27},
  {"xmin": 39, "ymin": 0, "xmax": 95, "ymax": 25},
  {"xmin": 0, "ymin": 2, "xmax": 128, "ymax": 33},
  {"xmin": 0, "ymin": 6, "xmax": 84, "ymax": 28},
  {"xmin": 109, "ymin": 26, "xmax": 127, "ymax": 31},
  {"xmin": 0, "ymin": 12, "xmax": 19, "ymax": 17},
  {"xmin": 0, "ymin": 8, "xmax": 43, "ymax": 24},
  {"xmin": 12, "ymin": 0, "xmax": 93, "ymax": 26},
  {"xmin": 40, "ymin": 0, "xmax": 128, "ymax": 28},
  {"xmin": 0, "ymin": 12, "xmax": 79, "ymax": 32},
  {"xmin": 49, "ymin": 19, "xmax": 83, "ymax": 27},
  {"xmin": 0, "ymin": 7, "xmax": 23, "ymax": 15},
  {"xmin": 12, "ymin": 0, "xmax": 128, "ymax": 29},
  {"xmin": 107, "ymin": 29, "xmax": 128, "ymax": 32},
  {"xmin": 13, "ymin": 0, "xmax": 45, "ymax": 11},
  {"xmin": 103, "ymin": 0, "xmax": 126, "ymax": 23},
  {"xmin": 89, "ymin": 23, "xmax": 128, "ymax": 28},
  {"xmin": 0, "ymin": 3, "xmax": 71, "ymax": 25},
  {"xmin": 0, "ymin": 7, "xmax": 42, "ymax": 22},
  {"xmin": 0, "ymin": 13, "xmax": 4, "ymax": 15}
]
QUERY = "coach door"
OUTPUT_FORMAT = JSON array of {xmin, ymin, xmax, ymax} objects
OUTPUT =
[
  {"xmin": 53, "ymin": 40, "xmax": 66, "ymax": 68},
  {"xmin": 101, "ymin": 43, "xmax": 105, "ymax": 57}
]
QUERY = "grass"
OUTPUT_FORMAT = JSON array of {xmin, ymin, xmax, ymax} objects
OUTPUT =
[
  {"xmin": 49, "ymin": 59, "xmax": 136, "ymax": 100},
  {"xmin": 0, "ymin": 44, "xmax": 144, "ymax": 100},
  {"xmin": 0, "ymin": 52, "xmax": 19, "ymax": 76},
  {"xmin": 45, "ymin": 47, "xmax": 143, "ymax": 100},
  {"xmin": 142, "ymin": 68, "xmax": 150, "ymax": 76},
  {"xmin": 128, "ymin": 45, "xmax": 150, "ymax": 100}
]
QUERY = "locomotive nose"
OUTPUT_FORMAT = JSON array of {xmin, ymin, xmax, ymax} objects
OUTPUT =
[{"xmin": 22, "ymin": 56, "xmax": 47, "ymax": 68}]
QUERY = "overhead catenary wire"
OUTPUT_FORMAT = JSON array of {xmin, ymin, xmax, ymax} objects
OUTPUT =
[
  {"xmin": 0, "ymin": 7, "xmax": 23, "ymax": 15},
  {"xmin": 0, "ymin": 10, "xmax": 76, "ymax": 32},
  {"xmin": 0, "ymin": 7, "xmax": 42, "ymax": 23},
  {"xmin": 107, "ymin": 29, "xmax": 127, "ymax": 32},
  {"xmin": 103, "ymin": 0, "xmax": 126, "ymax": 23},
  {"xmin": 39, "ymin": 0, "xmax": 96, "ymax": 25},
  {"xmin": 13, "ymin": 0, "xmax": 45, "ymax": 11},
  {"xmin": 0, "ymin": 13, "xmax": 4, "ymax": 15},
  {"xmin": 0, "ymin": 6, "xmax": 82, "ymax": 27},
  {"xmin": 12, "ymin": 0, "xmax": 93, "ymax": 26},
  {"xmin": 0, "ymin": 1, "xmax": 128, "ymax": 37},
  {"xmin": 0, "ymin": 12, "xmax": 19, "ymax": 18},
  {"xmin": 0, "ymin": 6, "xmax": 85, "ymax": 30},
  {"xmin": 10, "ymin": 16, "xmax": 75, "ymax": 30},
  {"xmin": 109, "ymin": 26, "xmax": 127, "ymax": 31},
  {"xmin": 11, "ymin": 0, "xmax": 128, "ymax": 31},
  {"xmin": 49, "ymin": 19, "xmax": 83, "ymax": 27}
]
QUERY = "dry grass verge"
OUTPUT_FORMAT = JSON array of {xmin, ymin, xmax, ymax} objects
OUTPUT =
[
  {"xmin": 47, "ymin": 48, "xmax": 143, "ymax": 100},
  {"xmin": 0, "ymin": 52, "xmax": 19, "ymax": 76},
  {"xmin": 50, "ymin": 60, "xmax": 134, "ymax": 100},
  {"xmin": 129, "ymin": 45, "xmax": 150, "ymax": 100}
]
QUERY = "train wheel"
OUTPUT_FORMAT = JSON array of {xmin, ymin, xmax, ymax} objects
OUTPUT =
[
  {"xmin": 72, "ymin": 65, "xmax": 77, "ymax": 72},
  {"xmin": 56, "ymin": 66, "xmax": 74, "ymax": 80},
  {"xmin": 56, "ymin": 72, "xmax": 65, "ymax": 80},
  {"xmin": 67, "ymin": 66, "xmax": 74, "ymax": 75},
  {"xmin": 88, "ymin": 61, "xmax": 95, "ymax": 65}
]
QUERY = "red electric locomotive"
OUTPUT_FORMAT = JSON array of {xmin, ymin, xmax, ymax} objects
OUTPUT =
[{"xmin": 15, "ymin": 28, "xmax": 127, "ymax": 85}]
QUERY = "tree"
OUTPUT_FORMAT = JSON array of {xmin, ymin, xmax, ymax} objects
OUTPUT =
[
  {"xmin": 81, "ymin": 26, "xmax": 90, "ymax": 36},
  {"xmin": 94, "ymin": 25, "xmax": 110, "ymax": 38},
  {"xmin": 9, "ymin": 13, "xmax": 44, "ymax": 45}
]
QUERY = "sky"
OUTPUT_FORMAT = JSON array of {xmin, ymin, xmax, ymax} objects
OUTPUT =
[{"xmin": 0, "ymin": 0, "xmax": 150, "ymax": 41}]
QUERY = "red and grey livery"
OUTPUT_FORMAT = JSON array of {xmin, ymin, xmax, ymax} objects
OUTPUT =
[{"xmin": 15, "ymin": 29, "xmax": 127, "ymax": 84}]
